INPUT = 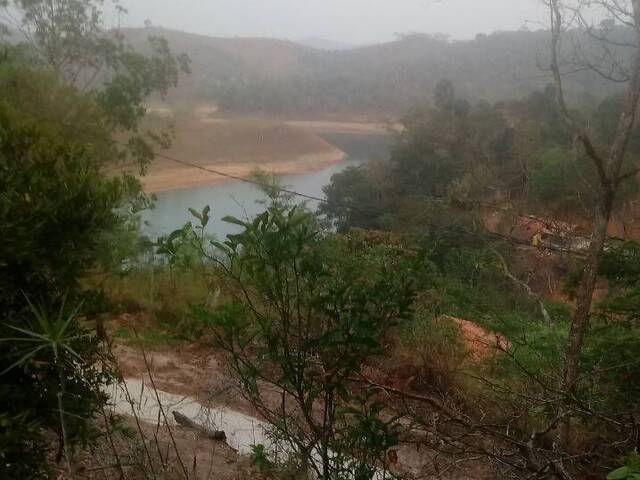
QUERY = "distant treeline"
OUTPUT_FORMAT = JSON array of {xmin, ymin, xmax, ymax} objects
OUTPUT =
[
  {"xmin": 133, "ymin": 27, "xmax": 635, "ymax": 114},
  {"xmin": 320, "ymin": 80, "xmax": 640, "ymax": 232}
]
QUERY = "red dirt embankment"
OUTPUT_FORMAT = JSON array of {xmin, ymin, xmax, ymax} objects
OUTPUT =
[{"xmin": 442, "ymin": 315, "xmax": 510, "ymax": 361}]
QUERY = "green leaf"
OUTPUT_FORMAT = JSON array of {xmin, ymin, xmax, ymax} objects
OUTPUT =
[
  {"xmin": 188, "ymin": 207, "xmax": 202, "ymax": 221},
  {"xmin": 202, "ymin": 205, "xmax": 211, "ymax": 227},
  {"xmin": 609, "ymin": 467, "xmax": 632, "ymax": 480},
  {"xmin": 212, "ymin": 241, "xmax": 227, "ymax": 251},
  {"xmin": 1, "ymin": 344, "xmax": 48, "ymax": 375},
  {"xmin": 222, "ymin": 215, "xmax": 246, "ymax": 227},
  {"xmin": 168, "ymin": 229, "xmax": 185, "ymax": 241}
]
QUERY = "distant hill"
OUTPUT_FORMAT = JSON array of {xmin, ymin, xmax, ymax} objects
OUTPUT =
[
  {"xmin": 297, "ymin": 37, "xmax": 359, "ymax": 51},
  {"xmin": 123, "ymin": 28, "xmax": 623, "ymax": 115}
]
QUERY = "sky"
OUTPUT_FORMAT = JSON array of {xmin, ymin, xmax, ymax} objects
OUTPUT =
[{"xmin": 111, "ymin": 0, "xmax": 549, "ymax": 45}]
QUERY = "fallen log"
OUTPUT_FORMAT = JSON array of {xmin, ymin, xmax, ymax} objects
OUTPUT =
[{"xmin": 172, "ymin": 411, "xmax": 227, "ymax": 441}]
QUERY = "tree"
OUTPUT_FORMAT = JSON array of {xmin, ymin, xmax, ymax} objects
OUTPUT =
[
  {"xmin": 434, "ymin": 78, "xmax": 455, "ymax": 113},
  {"xmin": 0, "ymin": 0, "xmax": 190, "ymax": 171},
  {"xmin": 320, "ymin": 165, "xmax": 388, "ymax": 232},
  {"xmin": 167, "ymin": 202, "xmax": 414, "ymax": 479},
  {"xmin": 0, "ymin": 75, "xmax": 126, "ymax": 476},
  {"xmin": 0, "ymin": 3, "xmax": 188, "ymax": 475},
  {"xmin": 546, "ymin": 0, "xmax": 640, "ymax": 448}
]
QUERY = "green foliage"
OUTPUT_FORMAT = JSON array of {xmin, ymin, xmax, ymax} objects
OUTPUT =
[
  {"xmin": 114, "ymin": 325, "xmax": 179, "ymax": 348},
  {"xmin": 390, "ymin": 106, "xmax": 468, "ymax": 199},
  {"xmin": 321, "ymin": 166, "xmax": 386, "ymax": 232},
  {"xmin": 529, "ymin": 147, "xmax": 572, "ymax": 199},
  {"xmin": 581, "ymin": 320, "xmax": 640, "ymax": 410},
  {"xmin": 320, "ymin": 83, "xmax": 635, "ymax": 235},
  {"xmin": 528, "ymin": 146, "xmax": 597, "ymax": 209},
  {"xmin": 0, "ymin": 300, "xmax": 113, "ymax": 477},
  {"xmin": 412, "ymin": 229, "xmax": 547, "ymax": 332},
  {"xmin": 156, "ymin": 218, "xmax": 211, "ymax": 271},
  {"xmin": 0, "ymin": 95, "xmax": 123, "ymax": 315},
  {"xmin": 0, "ymin": 92, "xmax": 123, "ymax": 475},
  {"xmin": 322, "ymin": 83, "xmax": 516, "ymax": 231},
  {"xmin": 1, "ymin": 0, "xmax": 190, "ymax": 171},
  {"xmin": 601, "ymin": 242, "xmax": 640, "ymax": 289},
  {"xmin": 199, "ymin": 30, "xmax": 625, "ymax": 115},
  {"xmin": 0, "ymin": 23, "xmax": 186, "ymax": 470},
  {"xmin": 576, "ymin": 242, "xmax": 640, "ymax": 410},
  {"xmin": 594, "ymin": 95, "xmax": 640, "ymax": 155},
  {"xmin": 182, "ymin": 302, "xmax": 244, "ymax": 341},
  {"xmin": 398, "ymin": 307, "xmax": 467, "ymax": 393},
  {"xmin": 434, "ymin": 79, "xmax": 455, "ymax": 112},
  {"xmin": 167, "ymin": 203, "xmax": 414, "ymax": 479},
  {"xmin": 336, "ymin": 402, "xmax": 400, "ymax": 480},
  {"xmin": 0, "ymin": 411, "xmax": 44, "ymax": 479},
  {"xmin": 608, "ymin": 453, "xmax": 640, "ymax": 480},
  {"xmin": 250, "ymin": 444, "xmax": 275, "ymax": 475},
  {"xmin": 0, "ymin": 4, "xmax": 187, "ymax": 475},
  {"xmin": 597, "ymin": 243, "xmax": 640, "ymax": 322}
]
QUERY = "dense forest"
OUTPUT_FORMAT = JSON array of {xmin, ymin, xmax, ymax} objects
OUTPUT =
[
  {"xmin": 2, "ymin": 1, "xmax": 640, "ymax": 480},
  {"xmin": 321, "ymin": 80, "xmax": 640, "ymax": 231},
  {"xmin": 124, "ymin": 26, "xmax": 628, "ymax": 114}
]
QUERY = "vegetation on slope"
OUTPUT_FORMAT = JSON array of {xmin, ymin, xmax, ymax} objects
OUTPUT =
[
  {"xmin": 2, "ymin": 1, "xmax": 640, "ymax": 479},
  {"xmin": 126, "ymin": 27, "xmax": 628, "ymax": 115}
]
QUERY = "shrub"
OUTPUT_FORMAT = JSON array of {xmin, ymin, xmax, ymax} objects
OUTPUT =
[
  {"xmin": 170, "ymin": 204, "xmax": 415, "ymax": 479},
  {"xmin": 0, "ymin": 77, "xmax": 124, "ymax": 476}
]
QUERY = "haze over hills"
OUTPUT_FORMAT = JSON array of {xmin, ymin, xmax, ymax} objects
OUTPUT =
[
  {"xmin": 125, "ymin": 26, "xmax": 624, "ymax": 116},
  {"xmin": 297, "ymin": 37, "xmax": 360, "ymax": 51}
]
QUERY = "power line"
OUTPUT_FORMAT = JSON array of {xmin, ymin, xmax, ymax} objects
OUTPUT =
[
  {"xmin": 145, "ymin": 147, "xmax": 329, "ymax": 204},
  {"xmin": 18, "ymin": 109, "xmax": 336, "ymax": 206}
]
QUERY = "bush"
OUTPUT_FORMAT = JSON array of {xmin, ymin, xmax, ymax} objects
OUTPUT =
[
  {"xmin": 0, "ymin": 73, "xmax": 124, "ymax": 476},
  {"xmin": 172, "ymin": 204, "xmax": 415, "ymax": 479},
  {"xmin": 398, "ymin": 308, "xmax": 467, "ymax": 394}
]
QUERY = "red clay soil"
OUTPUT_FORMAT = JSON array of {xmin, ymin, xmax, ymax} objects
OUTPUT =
[{"xmin": 441, "ymin": 315, "xmax": 510, "ymax": 361}]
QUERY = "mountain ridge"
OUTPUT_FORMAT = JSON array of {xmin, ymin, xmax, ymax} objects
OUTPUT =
[{"xmin": 122, "ymin": 27, "xmax": 625, "ymax": 114}]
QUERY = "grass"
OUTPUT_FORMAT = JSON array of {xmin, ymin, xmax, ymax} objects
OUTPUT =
[
  {"xmin": 100, "ymin": 263, "xmax": 250, "ymax": 349},
  {"xmin": 113, "ymin": 325, "xmax": 180, "ymax": 348},
  {"xmin": 97, "ymin": 265, "xmax": 223, "ymax": 347},
  {"xmin": 102, "ymin": 267, "xmax": 214, "ymax": 314}
]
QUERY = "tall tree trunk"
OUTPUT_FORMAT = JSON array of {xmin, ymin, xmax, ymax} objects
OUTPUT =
[
  {"xmin": 549, "ymin": 0, "xmax": 640, "ymax": 451},
  {"xmin": 558, "ymin": 191, "xmax": 613, "ymax": 447}
]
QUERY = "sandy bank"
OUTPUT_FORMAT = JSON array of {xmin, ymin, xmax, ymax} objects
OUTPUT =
[
  {"xmin": 202, "ymin": 117, "xmax": 397, "ymax": 135},
  {"xmin": 283, "ymin": 119, "xmax": 396, "ymax": 135},
  {"xmin": 141, "ymin": 149, "xmax": 346, "ymax": 193},
  {"xmin": 134, "ymin": 115, "xmax": 348, "ymax": 193}
]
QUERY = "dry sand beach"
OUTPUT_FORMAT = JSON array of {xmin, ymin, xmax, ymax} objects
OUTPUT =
[{"xmin": 132, "ymin": 109, "xmax": 394, "ymax": 193}]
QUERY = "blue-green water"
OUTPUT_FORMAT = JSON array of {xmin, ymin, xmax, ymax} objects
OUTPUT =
[{"xmin": 142, "ymin": 133, "xmax": 391, "ymax": 240}]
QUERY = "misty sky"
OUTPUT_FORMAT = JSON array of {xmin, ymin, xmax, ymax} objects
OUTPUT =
[{"xmin": 112, "ymin": 0, "xmax": 548, "ymax": 45}]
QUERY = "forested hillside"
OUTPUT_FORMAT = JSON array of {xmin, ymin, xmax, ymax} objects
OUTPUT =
[
  {"xmin": 126, "ymin": 27, "xmax": 625, "ymax": 114},
  {"xmin": 4, "ymin": 1, "xmax": 640, "ymax": 479}
]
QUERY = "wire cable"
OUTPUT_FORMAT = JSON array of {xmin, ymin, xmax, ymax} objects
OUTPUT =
[{"xmin": 145, "ymin": 147, "xmax": 330, "ymax": 204}]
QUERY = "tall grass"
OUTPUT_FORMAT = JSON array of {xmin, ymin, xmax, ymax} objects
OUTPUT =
[{"xmin": 97, "ymin": 265, "xmax": 224, "ymax": 347}]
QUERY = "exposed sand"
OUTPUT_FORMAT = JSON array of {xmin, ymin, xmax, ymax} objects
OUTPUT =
[
  {"xmin": 141, "ymin": 150, "xmax": 346, "ymax": 193},
  {"xmin": 441, "ymin": 315, "xmax": 510, "ymax": 361},
  {"xmin": 282, "ymin": 119, "xmax": 396, "ymax": 135},
  {"xmin": 198, "ymin": 117, "xmax": 394, "ymax": 134},
  {"xmin": 135, "ymin": 115, "xmax": 348, "ymax": 193}
]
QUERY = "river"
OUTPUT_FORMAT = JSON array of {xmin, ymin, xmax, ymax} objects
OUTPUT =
[{"xmin": 142, "ymin": 133, "xmax": 391, "ymax": 239}]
